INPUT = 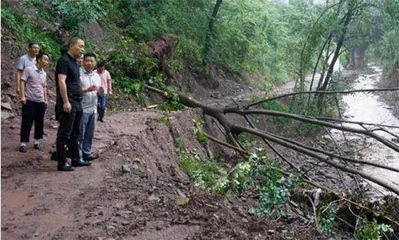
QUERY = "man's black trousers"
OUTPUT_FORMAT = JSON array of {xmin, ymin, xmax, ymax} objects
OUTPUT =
[{"xmin": 20, "ymin": 100, "xmax": 46, "ymax": 143}]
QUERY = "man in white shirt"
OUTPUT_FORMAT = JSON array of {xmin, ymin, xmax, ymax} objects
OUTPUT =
[
  {"xmin": 15, "ymin": 43, "xmax": 40, "ymax": 94},
  {"xmin": 79, "ymin": 52, "xmax": 101, "ymax": 161}
]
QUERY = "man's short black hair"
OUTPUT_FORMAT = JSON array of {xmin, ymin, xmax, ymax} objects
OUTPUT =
[
  {"xmin": 60, "ymin": 45, "xmax": 68, "ymax": 55},
  {"xmin": 84, "ymin": 52, "xmax": 97, "ymax": 59},
  {"xmin": 97, "ymin": 61, "xmax": 105, "ymax": 68},
  {"xmin": 37, "ymin": 52, "xmax": 48, "ymax": 60},
  {"xmin": 29, "ymin": 42, "xmax": 38, "ymax": 48}
]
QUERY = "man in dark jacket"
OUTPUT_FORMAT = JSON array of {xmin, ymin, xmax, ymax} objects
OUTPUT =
[{"xmin": 55, "ymin": 37, "xmax": 91, "ymax": 171}]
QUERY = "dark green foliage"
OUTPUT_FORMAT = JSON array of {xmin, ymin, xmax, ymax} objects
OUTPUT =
[
  {"xmin": 23, "ymin": 0, "xmax": 102, "ymax": 35},
  {"xmin": 191, "ymin": 119, "xmax": 208, "ymax": 147},
  {"xmin": 354, "ymin": 219, "xmax": 393, "ymax": 240},
  {"xmin": 1, "ymin": 4, "xmax": 60, "ymax": 62},
  {"xmin": 174, "ymin": 137, "xmax": 226, "ymax": 190},
  {"xmin": 250, "ymin": 160, "xmax": 297, "ymax": 218},
  {"xmin": 379, "ymin": 0, "xmax": 399, "ymax": 76}
]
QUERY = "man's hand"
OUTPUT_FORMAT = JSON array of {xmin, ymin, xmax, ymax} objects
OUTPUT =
[
  {"xmin": 86, "ymin": 85, "xmax": 97, "ymax": 92},
  {"xmin": 98, "ymin": 87, "xmax": 104, "ymax": 95},
  {"xmin": 20, "ymin": 96, "xmax": 26, "ymax": 104},
  {"xmin": 63, "ymin": 102, "xmax": 71, "ymax": 113},
  {"xmin": 109, "ymin": 90, "xmax": 113, "ymax": 95}
]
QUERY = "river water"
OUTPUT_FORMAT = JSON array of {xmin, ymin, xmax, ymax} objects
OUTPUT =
[{"xmin": 331, "ymin": 66, "xmax": 399, "ymax": 196}]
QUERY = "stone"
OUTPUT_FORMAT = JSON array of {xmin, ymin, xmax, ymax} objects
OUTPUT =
[
  {"xmin": 106, "ymin": 225, "xmax": 116, "ymax": 230},
  {"xmin": 115, "ymin": 202, "xmax": 124, "ymax": 210},
  {"xmin": 204, "ymin": 204, "xmax": 218, "ymax": 212},
  {"xmin": 123, "ymin": 210, "xmax": 133, "ymax": 215},
  {"xmin": 1, "ymin": 102, "xmax": 12, "ymax": 111},
  {"xmin": 132, "ymin": 164, "xmax": 139, "ymax": 170},
  {"xmin": 155, "ymin": 225, "xmax": 162, "ymax": 231},
  {"xmin": 148, "ymin": 195, "xmax": 160, "ymax": 202},
  {"xmin": 121, "ymin": 165, "xmax": 131, "ymax": 173},
  {"xmin": 175, "ymin": 196, "xmax": 189, "ymax": 206},
  {"xmin": 133, "ymin": 158, "xmax": 142, "ymax": 164},
  {"xmin": 1, "ymin": 111, "xmax": 14, "ymax": 119},
  {"xmin": 133, "ymin": 207, "xmax": 143, "ymax": 213},
  {"xmin": 121, "ymin": 221, "xmax": 130, "ymax": 226}
]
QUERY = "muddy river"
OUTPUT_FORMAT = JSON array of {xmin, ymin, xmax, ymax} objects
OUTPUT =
[{"xmin": 331, "ymin": 66, "xmax": 399, "ymax": 196}]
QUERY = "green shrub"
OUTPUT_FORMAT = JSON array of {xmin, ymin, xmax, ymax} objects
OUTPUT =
[
  {"xmin": 1, "ymin": 5, "xmax": 60, "ymax": 62},
  {"xmin": 317, "ymin": 203, "xmax": 337, "ymax": 235},
  {"xmin": 354, "ymin": 219, "xmax": 393, "ymax": 240}
]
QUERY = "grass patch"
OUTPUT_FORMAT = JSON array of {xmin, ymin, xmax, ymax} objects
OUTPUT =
[{"xmin": 174, "ymin": 137, "xmax": 226, "ymax": 190}]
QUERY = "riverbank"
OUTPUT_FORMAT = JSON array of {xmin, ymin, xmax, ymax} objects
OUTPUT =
[{"xmin": 377, "ymin": 70, "xmax": 399, "ymax": 119}]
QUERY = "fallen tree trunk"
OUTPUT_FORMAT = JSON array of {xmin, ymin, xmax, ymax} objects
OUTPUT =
[{"xmin": 145, "ymin": 85, "xmax": 399, "ymax": 195}]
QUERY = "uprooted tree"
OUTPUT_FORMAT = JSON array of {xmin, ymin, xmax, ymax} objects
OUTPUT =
[{"xmin": 146, "ymin": 84, "xmax": 399, "ymax": 197}]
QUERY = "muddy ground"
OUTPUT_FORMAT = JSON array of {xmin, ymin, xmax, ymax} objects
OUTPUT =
[{"xmin": 2, "ymin": 106, "xmax": 334, "ymax": 240}]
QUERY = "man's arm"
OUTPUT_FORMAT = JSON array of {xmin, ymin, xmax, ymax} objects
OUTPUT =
[
  {"xmin": 19, "ymin": 68, "xmax": 29, "ymax": 104},
  {"xmin": 15, "ymin": 57, "xmax": 25, "ymax": 94},
  {"xmin": 15, "ymin": 70, "xmax": 22, "ymax": 94},
  {"xmin": 58, "ymin": 74, "xmax": 71, "ymax": 113},
  {"xmin": 43, "ymin": 86, "xmax": 48, "ymax": 105},
  {"xmin": 107, "ymin": 73, "xmax": 112, "ymax": 95},
  {"xmin": 19, "ymin": 79, "xmax": 26, "ymax": 104}
]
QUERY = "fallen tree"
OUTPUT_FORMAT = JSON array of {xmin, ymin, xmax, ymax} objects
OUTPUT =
[{"xmin": 145, "ymin": 85, "xmax": 399, "ymax": 196}]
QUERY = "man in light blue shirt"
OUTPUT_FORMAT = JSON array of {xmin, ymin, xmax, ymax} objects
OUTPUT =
[
  {"xmin": 15, "ymin": 43, "xmax": 40, "ymax": 94},
  {"xmin": 79, "ymin": 52, "xmax": 101, "ymax": 161}
]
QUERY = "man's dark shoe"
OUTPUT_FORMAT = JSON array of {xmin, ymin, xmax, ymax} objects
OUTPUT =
[
  {"xmin": 51, "ymin": 152, "xmax": 58, "ymax": 161},
  {"xmin": 34, "ymin": 143, "xmax": 40, "ymax": 150},
  {"xmin": 71, "ymin": 158, "xmax": 91, "ymax": 167},
  {"xmin": 19, "ymin": 145, "xmax": 27, "ymax": 153},
  {"xmin": 57, "ymin": 163, "xmax": 75, "ymax": 171},
  {"xmin": 84, "ymin": 153, "xmax": 99, "ymax": 161}
]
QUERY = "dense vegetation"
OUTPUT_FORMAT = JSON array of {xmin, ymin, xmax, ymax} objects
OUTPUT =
[{"xmin": 2, "ymin": 0, "xmax": 398, "ymax": 89}]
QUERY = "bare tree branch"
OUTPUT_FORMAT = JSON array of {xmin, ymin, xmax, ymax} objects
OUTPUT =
[
  {"xmin": 225, "ymin": 108, "xmax": 399, "ymax": 152},
  {"xmin": 246, "ymin": 88, "xmax": 399, "ymax": 109},
  {"xmin": 314, "ymin": 117, "xmax": 399, "ymax": 129}
]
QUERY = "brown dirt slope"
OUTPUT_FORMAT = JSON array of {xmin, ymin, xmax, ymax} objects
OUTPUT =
[{"xmin": 2, "ymin": 108, "xmax": 324, "ymax": 240}]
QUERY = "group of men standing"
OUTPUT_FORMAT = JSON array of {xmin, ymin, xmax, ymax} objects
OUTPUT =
[{"xmin": 16, "ymin": 37, "xmax": 112, "ymax": 171}]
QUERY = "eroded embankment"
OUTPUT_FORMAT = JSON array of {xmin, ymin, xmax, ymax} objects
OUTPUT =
[{"xmin": 47, "ymin": 109, "xmax": 325, "ymax": 240}]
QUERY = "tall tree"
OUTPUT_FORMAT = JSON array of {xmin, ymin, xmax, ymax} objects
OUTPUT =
[{"xmin": 203, "ymin": 0, "xmax": 223, "ymax": 65}]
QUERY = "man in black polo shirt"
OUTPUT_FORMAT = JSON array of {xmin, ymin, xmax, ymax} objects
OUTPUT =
[{"xmin": 55, "ymin": 37, "xmax": 91, "ymax": 171}]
